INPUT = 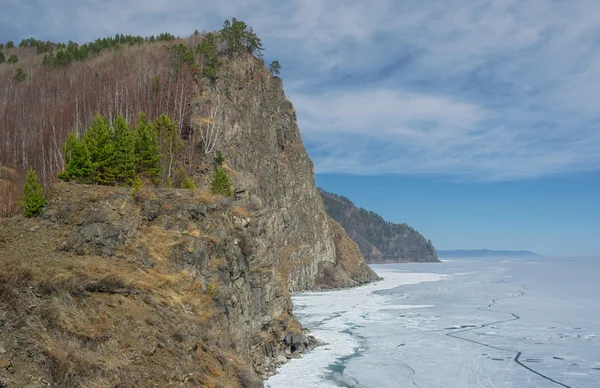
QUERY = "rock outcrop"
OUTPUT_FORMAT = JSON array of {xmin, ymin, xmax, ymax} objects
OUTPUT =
[{"xmin": 320, "ymin": 189, "xmax": 439, "ymax": 263}]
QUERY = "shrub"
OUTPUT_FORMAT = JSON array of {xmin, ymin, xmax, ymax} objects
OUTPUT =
[
  {"xmin": 131, "ymin": 175, "xmax": 142, "ymax": 197},
  {"xmin": 174, "ymin": 166, "xmax": 195, "ymax": 190},
  {"xmin": 182, "ymin": 176, "xmax": 195, "ymax": 190},
  {"xmin": 213, "ymin": 150, "xmax": 225, "ymax": 168},
  {"xmin": 19, "ymin": 167, "xmax": 46, "ymax": 217},
  {"xmin": 210, "ymin": 167, "xmax": 232, "ymax": 196}
]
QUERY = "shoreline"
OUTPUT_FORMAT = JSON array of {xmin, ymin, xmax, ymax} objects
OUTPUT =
[{"xmin": 266, "ymin": 266, "xmax": 445, "ymax": 388}]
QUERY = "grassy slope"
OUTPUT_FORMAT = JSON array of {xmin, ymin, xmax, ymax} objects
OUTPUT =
[{"xmin": 0, "ymin": 184, "xmax": 261, "ymax": 387}]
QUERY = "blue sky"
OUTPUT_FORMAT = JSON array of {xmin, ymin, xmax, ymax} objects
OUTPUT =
[{"xmin": 2, "ymin": 0, "xmax": 599, "ymax": 255}]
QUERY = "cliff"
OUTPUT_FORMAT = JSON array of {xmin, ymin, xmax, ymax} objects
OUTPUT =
[
  {"xmin": 0, "ymin": 41, "xmax": 378, "ymax": 387},
  {"xmin": 320, "ymin": 189, "xmax": 439, "ymax": 263}
]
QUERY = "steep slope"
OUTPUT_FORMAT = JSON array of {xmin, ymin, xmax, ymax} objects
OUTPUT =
[
  {"xmin": 0, "ymin": 34, "xmax": 378, "ymax": 387},
  {"xmin": 320, "ymin": 189, "xmax": 439, "ymax": 263}
]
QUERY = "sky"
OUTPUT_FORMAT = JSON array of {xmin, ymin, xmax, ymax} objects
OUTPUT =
[{"xmin": 2, "ymin": 0, "xmax": 599, "ymax": 256}]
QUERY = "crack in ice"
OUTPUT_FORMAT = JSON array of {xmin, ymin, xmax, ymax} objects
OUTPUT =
[{"xmin": 445, "ymin": 285, "xmax": 572, "ymax": 388}]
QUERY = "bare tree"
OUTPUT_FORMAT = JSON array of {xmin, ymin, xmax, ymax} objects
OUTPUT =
[{"xmin": 198, "ymin": 92, "xmax": 223, "ymax": 155}]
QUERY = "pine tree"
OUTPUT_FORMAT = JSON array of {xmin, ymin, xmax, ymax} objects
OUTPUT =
[
  {"xmin": 6, "ymin": 41, "xmax": 14, "ymax": 49},
  {"xmin": 19, "ymin": 167, "xmax": 46, "ymax": 217},
  {"xmin": 58, "ymin": 130, "xmax": 93, "ymax": 181},
  {"xmin": 210, "ymin": 167, "xmax": 233, "ymax": 196},
  {"xmin": 244, "ymin": 27, "xmax": 263, "ymax": 56},
  {"xmin": 111, "ymin": 115, "xmax": 137, "ymax": 185},
  {"xmin": 84, "ymin": 114, "xmax": 115, "ymax": 184},
  {"xmin": 220, "ymin": 18, "xmax": 263, "ymax": 57},
  {"xmin": 155, "ymin": 114, "xmax": 183, "ymax": 184},
  {"xmin": 196, "ymin": 33, "xmax": 220, "ymax": 80},
  {"xmin": 269, "ymin": 61, "xmax": 281, "ymax": 76},
  {"xmin": 7, "ymin": 54, "xmax": 18, "ymax": 64},
  {"xmin": 134, "ymin": 112, "xmax": 161, "ymax": 182},
  {"xmin": 13, "ymin": 67, "xmax": 26, "ymax": 82},
  {"xmin": 0, "ymin": 52, "xmax": 5, "ymax": 64},
  {"xmin": 168, "ymin": 43, "xmax": 195, "ymax": 72}
]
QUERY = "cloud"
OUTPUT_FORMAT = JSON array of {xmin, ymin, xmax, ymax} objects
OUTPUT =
[{"xmin": 2, "ymin": 0, "xmax": 600, "ymax": 180}]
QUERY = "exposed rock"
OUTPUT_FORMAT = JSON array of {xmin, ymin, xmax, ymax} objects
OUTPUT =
[{"xmin": 316, "ymin": 217, "xmax": 380, "ymax": 289}]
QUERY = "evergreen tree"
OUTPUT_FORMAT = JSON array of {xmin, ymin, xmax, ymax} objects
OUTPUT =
[
  {"xmin": 269, "ymin": 60, "xmax": 281, "ymax": 76},
  {"xmin": 83, "ymin": 114, "xmax": 116, "ymax": 184},
  {"xmin": 57, "ymin": 130, "xmax": 93, "ymax": 181},
  {"xmin": 0, "ymin": 52, "xmax": 5, "ymax": 64},
  {"xmin": 19, "ymin": 167, "xmax": 46, "ymax": 217},
  {"xmin": 111, "ymin": 115, "xmax": 137, "ymax": 185},
  {"xmin": 244, "ymin": 27, "xmax": 263, "ymax": 56},
  {"xmin": 168, "ymin": 43, "xmax": 196, "ymax": 72},
  {"xmin": 214, "ymin": 150, "xmax": 225, "ymax": 168},
  {"xmin": 154, "ymin": 114, "xmax": 183, "ymax": 184},
  {"xmin": 196, "ymin": 33, "xmax": 220, "ymax": 80},
  {"xmin": 134, "ymin": 112, "xmax": 161, "ymax": 182},
  {"xmin": 6, "ymin": 41, "xmax": 14, "ymax": 49},
  {"xmin": 13, "ymin": 67, "xmax": 26, "ymax": 82},
  {"xmin": 152, "ymin": 75, "xmax": 161, "ymax": 94},
  {"xmin": 220, "ymin": 18, "xmax": 263, "ymax": 57},
  {"xmin": 210, "ymin": 167, "xmax": 233, "ymax": 196},
  {"xmin": 7, "ymin": 54, "xmax": 18, "ymax": 64}
]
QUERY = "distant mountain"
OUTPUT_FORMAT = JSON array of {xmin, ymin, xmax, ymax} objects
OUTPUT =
[
  {"xmin": 437, "ymin": 249, "xmax": 539, "ymax": 258},
  {"xmin": 320, "ymin": 189, "xmax": 439, "ymax": 264}
]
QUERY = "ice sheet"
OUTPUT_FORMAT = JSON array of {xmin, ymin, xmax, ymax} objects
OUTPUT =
[{"xmin": 266, "ymin": 258, "xmax": 600, "ymax": 388}]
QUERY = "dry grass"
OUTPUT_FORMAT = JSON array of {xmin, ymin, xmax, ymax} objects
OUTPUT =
[
  {"xmin": 231, "ymin": 206, "xmax": 251, "ymax": 218},
  {"xmin": 0, "ymin": 212, "xmax": 254, "ymax": 387},
  {"xmin": 196, "ymin": 187, "xmax": 220, "ymax": 204}
]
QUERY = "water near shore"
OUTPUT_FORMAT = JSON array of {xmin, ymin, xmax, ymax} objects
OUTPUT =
[{"xmin": 266, "ymin": 257, "xmax": 600, "ymax": 388}]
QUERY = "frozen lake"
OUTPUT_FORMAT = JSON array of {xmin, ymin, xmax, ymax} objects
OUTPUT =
[{"xmin": 266, "ymin": 257, "xmax": 600, "ymax": 388}]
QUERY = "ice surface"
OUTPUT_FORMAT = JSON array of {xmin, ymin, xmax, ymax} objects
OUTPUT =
[{"xmin": 266, "ymin": 258, "xmax": 600, "ymax": 388}]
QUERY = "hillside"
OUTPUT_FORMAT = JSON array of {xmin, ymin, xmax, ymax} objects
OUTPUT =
[
  {"xmin": 320, "ymin": 189, "xmax": 439, "ymax": 263},
  {"xmin": 437, "ymin": 249, "xmax": 539, "ymax": 258},
  {"xmin": 0, "ymin": 22, "xmax": 378, "ymax": 387}
]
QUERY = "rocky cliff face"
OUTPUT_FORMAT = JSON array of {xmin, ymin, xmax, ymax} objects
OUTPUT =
[
  {"xmin": 320, "ymin": 189, "xmax": 439, "ymax": 263},
  {"xmin": 203, "ymin": 56, "xmax": 343, "ymax": 292},
  {"xmin": 0, "ymin": 54, "xmax": 377, "ymax": 387}
]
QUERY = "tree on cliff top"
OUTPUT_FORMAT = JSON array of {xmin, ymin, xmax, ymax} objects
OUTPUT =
[
  {"xmin": 269, "ymin": 60, "xmax": 281, "ymax": 76},
  {"xmin": 196, "ymin": 32, "xmax": 220, "ymax": 80},
  {"xmin": 220, "ymin": 18, "xmax": 263, "ymax": 57}
]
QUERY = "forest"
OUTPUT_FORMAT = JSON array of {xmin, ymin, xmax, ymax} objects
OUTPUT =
[{"xmin": 0, "ymin": 18, "xmax": 277, "ymax": 217}]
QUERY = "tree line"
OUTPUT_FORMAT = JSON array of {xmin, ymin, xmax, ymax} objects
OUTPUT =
[{"xmin": 41, "ymin": 33, "xmax": 176, "ymax": 69}]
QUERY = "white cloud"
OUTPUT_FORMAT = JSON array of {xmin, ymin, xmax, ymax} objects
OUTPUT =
[{"xmin": 2, "ymin": 0, "xmax": 600, "ymax": 180}]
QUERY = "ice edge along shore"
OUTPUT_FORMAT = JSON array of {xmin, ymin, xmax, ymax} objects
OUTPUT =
[{"xmin": 266, "ymin": 267, "xmax": 445, "ymax": 388}]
